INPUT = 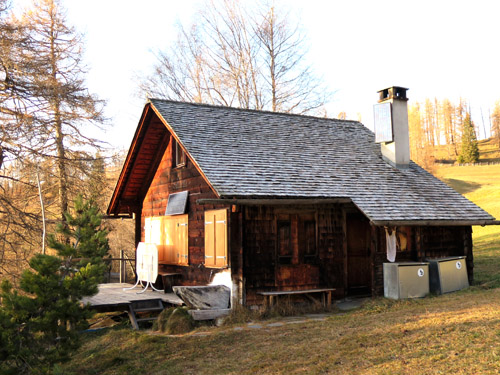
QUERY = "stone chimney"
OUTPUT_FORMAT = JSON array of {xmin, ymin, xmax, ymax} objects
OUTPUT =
[{"xmin": 374, "ymin": 86, "xmax": 410, "ymax": 168}]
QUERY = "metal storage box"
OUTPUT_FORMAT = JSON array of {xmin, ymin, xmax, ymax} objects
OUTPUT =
[
  {"xmin": 383, "ymin": 262, "xmax": 429, "ymax": 300},
  {"xmin": 427, "ymin": 256, "xmax": 469, "ymax": 294}
]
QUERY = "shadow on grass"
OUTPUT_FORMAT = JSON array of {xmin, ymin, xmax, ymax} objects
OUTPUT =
[
  {"xmin": 474, "ymin": 232, "xmax": 500, "ymax": 246},
  {"xmin": 443, "ymin": 178, "xmax": 483, "ymax": 194},
  {"xmin": 472, "ymin": 232, "xmax": 500, "ymax": 289}
]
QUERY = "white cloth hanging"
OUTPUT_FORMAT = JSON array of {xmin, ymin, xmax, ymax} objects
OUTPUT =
[{"xmin": 385, "ymin": 227, "xmax": 397, "ymax": 262}]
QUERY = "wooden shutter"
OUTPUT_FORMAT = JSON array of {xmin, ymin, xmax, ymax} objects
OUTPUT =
[
  {"xmin": 204, "ymin": 212, "xmax": 215, "ymax": 267},
  {"xmin": 162, "ymin": 216, "xmax": 176, "ymax": 264},
  {"xmin": 162, "ymin": 214, "xmax": 189, "ymax": 265},
  {"xmin": 145, "ymin": 216, "xmax": 166, "ymax": 262},
  {"xmin": 145, "ymin": 215, "xmax": 189, "ymax": 265},
  {"xmin": 205, "ymin": 209, "xmax": 227, "ymax": 268},
  {"xmin": 214, "ymin": 210, "xmax": 227, "ymax": 267},
  {"xmin": 175, "ymin": 214, "xmax": 189, "ymax": 265}
]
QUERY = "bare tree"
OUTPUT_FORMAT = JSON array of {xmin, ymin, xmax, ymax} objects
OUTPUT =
[
  {"xmin": 141, "ymin": 0, "xmax": 331, "ymax": 115},
  {"xmin": 18, "ymin": 0, "xmax": 106, "ymax": 220},
  {"xmin": 491, "ymin": 101, "xmax": 500, "ymax": 149},
  {"xmin": 254, "ymin": 4, "xmax": 328, "ymax": 113},
  {"xmin": 0, "ymin": 0, "xmax": 108, "ymax": 282}
]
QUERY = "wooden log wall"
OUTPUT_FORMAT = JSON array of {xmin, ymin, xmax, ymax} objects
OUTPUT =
[
  {"xmin": 243, "ymin": 204, "xmax": 345, "ymax": 305},
  {"xmin": 372, "ymin": 225, "xmax": 474, "ymax": 295}
]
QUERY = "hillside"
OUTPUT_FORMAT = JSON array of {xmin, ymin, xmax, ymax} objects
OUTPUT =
[
  {"xmin": 433, "ymin": 137, "xmax": 500, "ymax": 164},
  {"xmin": 435, "ymin": 163, "xmax": 500, "ymax": 287}
]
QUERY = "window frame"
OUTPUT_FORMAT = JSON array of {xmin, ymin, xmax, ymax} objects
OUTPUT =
[
  {"xmin": 275, "ymin": 212, "xmax": 318, "ymax": 265},
  {"xmin": 277, "ymin": 220, "xmax": 293, "ymax": 264},
  {"xmin": 172, "ymin": 138, "xmax": 186, "ymax": 168}
]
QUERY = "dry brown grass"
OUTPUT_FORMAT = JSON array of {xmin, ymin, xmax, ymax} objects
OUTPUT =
[{"xmin": 63, "ymin": 288, "xmax": 500, "ymax": 375}]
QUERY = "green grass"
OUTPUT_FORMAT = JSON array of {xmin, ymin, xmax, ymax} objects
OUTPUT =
[
  {"xmin": 436, "ymin": 164, "xmax": 500, "ymax": 288},
  {"xmin": 61, "ymin": 163, "xmax": 500, "ymax": 375}
]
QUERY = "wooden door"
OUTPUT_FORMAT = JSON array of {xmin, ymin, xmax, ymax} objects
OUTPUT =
[{"xmin": 346, "ymin": 212, "xmax": 371, "ymax": 295}]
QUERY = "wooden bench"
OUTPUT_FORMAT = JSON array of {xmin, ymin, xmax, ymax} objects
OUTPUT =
[
  {"xmin": 257, "ymin": 288, "xmax": 336, "ymax": 308},
  {"xmin": 157, "ymin": 272, "xmax": 182, "ymax": 293}
]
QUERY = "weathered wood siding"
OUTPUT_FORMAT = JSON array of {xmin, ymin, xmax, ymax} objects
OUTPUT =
[
  {"xmin": 140, "ymin": 133, "xmax": 232, "ymax": 285},
  {"xmin": 372, "ymin": 225, "xmax": 473, "ymax": 295},
  {"xmin": 242, "ymin": 204, "xmax": 345, "ymax": 305}
]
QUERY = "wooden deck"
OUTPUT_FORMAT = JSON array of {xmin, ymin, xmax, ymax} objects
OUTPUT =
[{"xmin": 81, "ymin": 283, "xmax": 184, "ymax": 312}]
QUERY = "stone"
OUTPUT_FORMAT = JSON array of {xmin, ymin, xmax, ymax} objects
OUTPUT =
[
  {"xmin": 173, "ymin": 285, "xmax": 230, "ymax": 309},
  {"xmin": 267, "ymin": 322, "xmax": 284, "ymax": 327}
]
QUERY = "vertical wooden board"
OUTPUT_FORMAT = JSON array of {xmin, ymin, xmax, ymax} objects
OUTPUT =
[
  {"xmin": 291, "ymin": 215, "xmax": 299, "ymax": 265},
  {"xmin": 177, "ymin": 214, "xmax": 189, "ymax": 265},
  {"xmin": 145, "ymin": 216, "xmax": 166, "ymax": 262},
  {"xmin": 215, "ymin": 209, "xmax": 228, "ymax": 267},
  {"xmin": 144, "ymin": 217, "xmax": 152, "ymax": 242},
  {"xmin": 162, "ymin": 216, "xmax": 176, "ymax": 264},
  {"xmin": 205, "ymin": 212, "xmax": 215, "ymax": 267}
]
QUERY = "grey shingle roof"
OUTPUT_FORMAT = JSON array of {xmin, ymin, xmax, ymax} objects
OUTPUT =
[{"xmin": 150, "ymin": 99, "xmax": 495, "ymax": 224}]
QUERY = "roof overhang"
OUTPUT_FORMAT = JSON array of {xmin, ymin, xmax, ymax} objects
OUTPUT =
[
  {"xmin": 197, "ymin": 198, "xmax": 352, "ymax": 206},
  {"xmin": 198, "ymin": 198, "xmax": 498, "ymax": 226},
  {"xmin": 370, "ymin": 220, "xmax": 500, "ymax": 227},
  {"xmin": 107, "ymin": 103, "xmax": 156, "ymax": 216}
]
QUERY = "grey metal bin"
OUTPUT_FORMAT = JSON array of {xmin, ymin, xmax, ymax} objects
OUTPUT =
[
  {"xmin": 383, "ymin": 262, "xmax": 429, "ymax": 300},
  {"xmin": 426, "ymin": 256, "xmax": 469, "ymax": 294}
]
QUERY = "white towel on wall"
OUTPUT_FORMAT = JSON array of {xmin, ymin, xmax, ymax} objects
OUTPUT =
[{"xmin": 385, "ymin": 227, "xmax": 396, "ymax": 262}]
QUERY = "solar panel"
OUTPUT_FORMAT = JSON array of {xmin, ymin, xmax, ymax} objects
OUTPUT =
[{"xmin": 165, "ymin": 191, "xmax": 189, "ymax": 215}]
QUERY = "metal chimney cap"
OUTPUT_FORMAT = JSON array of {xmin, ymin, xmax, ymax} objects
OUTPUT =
[{"xmin": 378, "ymin": 86, "xmax": 409, "ymax": 103}]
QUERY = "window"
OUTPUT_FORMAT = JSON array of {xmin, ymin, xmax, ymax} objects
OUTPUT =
[
  {"xmin": 144, "ymin": 214, "xmax": 188, "ymax": 265},
  {"xmin": 204, "ymin": 209, "xmax": 228, "ymax": 268},
  {"xmin": 276, "ymin": 214, "xmax": 317, "ymax": 265},
  {"xmin": 278, "ymin": 221, "xmax": 292, "ymax": 264},
  {"xmin": 173, "ymin": 138, "xmax": 186, "ymax": 167},
  {"xmin": 303, "ymin": 220, "xmax": 317, "ymax": 262}
]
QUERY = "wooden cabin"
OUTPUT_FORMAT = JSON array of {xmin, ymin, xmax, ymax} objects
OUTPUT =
[{"xmin": 107, "ymin": 92, "xmax": 496, "ymax": 307}]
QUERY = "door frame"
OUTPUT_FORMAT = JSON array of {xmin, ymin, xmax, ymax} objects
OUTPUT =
[{"xmin": 343, "ymin": 208, "xmax": 372, "ymax": 296}]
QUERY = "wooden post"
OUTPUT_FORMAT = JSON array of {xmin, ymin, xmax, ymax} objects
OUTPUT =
[{"xmin": 120, "ymin": 250, "xmax": 125, "ymax": 283}]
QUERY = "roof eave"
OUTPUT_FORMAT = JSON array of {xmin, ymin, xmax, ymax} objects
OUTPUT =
[
  {"xmin": 106, "ymin": 102, "xmax": 154, "ymax": 216},
  {"xmin": 197, "ymin": 197, "xmax": 352, "ymax": 206},
  {"xmin": 370, "ymin": 219, "xmax": 500, "ymax": 227}
]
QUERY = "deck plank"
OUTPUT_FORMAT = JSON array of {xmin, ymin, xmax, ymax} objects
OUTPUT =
[{"xmin": 81, "ymin": 283, "xmax": 184, "ymax": 309}]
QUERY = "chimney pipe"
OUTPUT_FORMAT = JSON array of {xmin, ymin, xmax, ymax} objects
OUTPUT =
[{"xmin": 374, "ymin": 86, "xmax": 410, "ymax": 169}]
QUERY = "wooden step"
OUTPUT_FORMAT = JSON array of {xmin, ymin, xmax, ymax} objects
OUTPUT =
[
  {"xmin": 133, "ymin": 306, "xmax": 164, "ymax": 313},
  {"xmin": 136, "ymin": 317, "xmax": 158, "ymax": 322},
  {"xmin": 127, "ymin": 299, "xmax": 165, "ymax": 329}
]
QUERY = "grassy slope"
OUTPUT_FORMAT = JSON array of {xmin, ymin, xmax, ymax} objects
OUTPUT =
[
  {"xmin": 433, "ymin": 137, "xmax": 500, "ymax": 163},
  {"xmin": 64, "ymin": 291, "xmax": 500, "ymax": 375},
  {"xmin": 436, "ymin": 164, "xmax": 500, "ymax": 287},
  {"xmin": 63, "ymin": 163, "xmax": 500, "ymax": 375}
]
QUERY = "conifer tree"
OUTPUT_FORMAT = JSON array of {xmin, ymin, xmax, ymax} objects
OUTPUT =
[
  {"xmin": 0, "ymin": 196, "xmax": 109, "ymax": 374},
  {"xmin": 457, "ymin": 112, "xmax": 479, "ymax": 164}
]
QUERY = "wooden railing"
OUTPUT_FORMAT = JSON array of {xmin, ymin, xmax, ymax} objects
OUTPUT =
[{"xmin": 103, "ymin": 250, "xmax": 136, "ymax": 283}]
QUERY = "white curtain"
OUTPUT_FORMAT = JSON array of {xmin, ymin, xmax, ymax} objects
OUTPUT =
[{"xmin": 385, "ymin": 227, "xmax": 397, "ymax": 262}]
